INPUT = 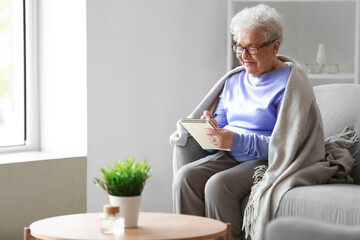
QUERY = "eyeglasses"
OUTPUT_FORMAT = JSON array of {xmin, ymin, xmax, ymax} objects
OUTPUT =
[{"xmin": 232, "ymin": 40, "xmax": 275, "ymax": 55}]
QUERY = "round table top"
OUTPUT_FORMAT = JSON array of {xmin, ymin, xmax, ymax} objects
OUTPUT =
[{"xmin": 30, "ymin": 212, "xmax": 228, "ymax": 240}]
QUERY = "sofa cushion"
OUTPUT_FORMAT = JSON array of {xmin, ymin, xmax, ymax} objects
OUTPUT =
[
  {"xmin": 276, "ymin": 184, "xmax": 360, "ymax": 225},
  {"xmin": 265, "ymin": 217, "xmax": 360, "ymax": 240}
]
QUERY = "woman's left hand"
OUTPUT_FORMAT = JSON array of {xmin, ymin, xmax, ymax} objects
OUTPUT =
[{"xmin": 203, "ymin": 128, "xmax": 234, "ymax": 150}]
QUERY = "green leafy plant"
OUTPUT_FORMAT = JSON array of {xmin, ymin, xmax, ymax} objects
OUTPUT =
[{"xmin": 93, "ymin": 157, "xmax": 151, "ymax": 197}]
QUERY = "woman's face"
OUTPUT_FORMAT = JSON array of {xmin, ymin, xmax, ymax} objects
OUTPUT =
[{"xmin": 235, "ymin": 28, "xmax": 281, "ymax": 77}]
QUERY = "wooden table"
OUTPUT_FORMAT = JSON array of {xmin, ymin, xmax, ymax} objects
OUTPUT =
[{"xmin": 26, "ymin": 212, "xmax": 231, "ymax": 240}]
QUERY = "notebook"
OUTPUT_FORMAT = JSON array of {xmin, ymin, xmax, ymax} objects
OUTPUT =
[{"xmin": 180, "ymin": 118, "xmax": 231, "ymax": 151}]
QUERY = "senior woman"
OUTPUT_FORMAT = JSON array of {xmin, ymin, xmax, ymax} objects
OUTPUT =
[
  {"xmin": 171, "ymin": 4, "xmax": 329, "ymax": 240},
  {"xmin": 172, "ymin": 4, "xmax": 289, "ymax": 239}
]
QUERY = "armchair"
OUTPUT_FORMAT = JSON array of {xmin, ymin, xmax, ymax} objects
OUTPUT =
[{"xmin": 173, "ymin": 83, "xmax": 360, "ymax": 239}]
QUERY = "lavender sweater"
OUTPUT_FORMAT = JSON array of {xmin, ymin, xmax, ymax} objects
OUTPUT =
[{"xmin": 213, "ymin": 66, "xmax": 290, "ymax": 162}]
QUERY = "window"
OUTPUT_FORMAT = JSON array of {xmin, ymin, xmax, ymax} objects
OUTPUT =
[{"xmin": 0, "ymin": 0, "xmax": 26, "ymax": 148}]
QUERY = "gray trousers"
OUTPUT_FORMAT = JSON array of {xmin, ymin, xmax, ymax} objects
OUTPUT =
[{"xmin": 172, "ymin": 151, "xmax": 268, "ymax": 240}]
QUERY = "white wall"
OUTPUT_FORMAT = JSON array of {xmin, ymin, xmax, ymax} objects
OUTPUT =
[
  {"xmin": 38, "ymin": 0, "xmax": 87, "ymax": 155},
  {"xmin": 87, "ymin": 0, "xmax": 228, "ymax": 212}
]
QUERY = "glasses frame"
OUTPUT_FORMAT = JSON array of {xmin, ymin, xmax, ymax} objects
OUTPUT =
[{"xmin": 232, "ymin": 40, "xmax": 276, "ymax": 55}]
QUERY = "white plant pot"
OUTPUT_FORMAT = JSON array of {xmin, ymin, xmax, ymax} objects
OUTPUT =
[{"xmin": 108, "ymin": 195, "xmax": 141, "ymax": 228}]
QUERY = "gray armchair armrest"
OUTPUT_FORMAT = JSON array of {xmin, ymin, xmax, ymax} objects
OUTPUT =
[
  {"xmin": 172, "ymin": 137, "xmax": 211, "ymax": 176},
  {"xmin": 265, "ymin": 217, "xmax": 360, "ymax": 240}
]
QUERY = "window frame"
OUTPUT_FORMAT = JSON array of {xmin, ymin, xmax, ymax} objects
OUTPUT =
[{"xmin": 0, "ymin": 0, "xmax": 39, "ymax": 154}]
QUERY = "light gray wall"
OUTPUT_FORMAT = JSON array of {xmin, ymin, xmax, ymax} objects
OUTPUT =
[
  {"xmin": 0, "ymin": 156, "xmax": 86, "ymax": 240},
  {"xmin": 87, "ymin": 0, "xmax": 228, "ymax": 212}
]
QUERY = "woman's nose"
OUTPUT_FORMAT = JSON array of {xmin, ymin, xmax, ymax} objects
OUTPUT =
[
  {"xmin": 241, "ymin": 49, "xmax": 251, "ymax": 57},
  {"xmin": 237, "ymin": 49, "xmax": 250, "ymax": 60}
]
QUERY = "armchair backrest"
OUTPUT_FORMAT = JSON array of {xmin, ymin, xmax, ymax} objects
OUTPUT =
[{"xmin": 314, "ymin": 83, "xmax": 360, "ymax": 184}]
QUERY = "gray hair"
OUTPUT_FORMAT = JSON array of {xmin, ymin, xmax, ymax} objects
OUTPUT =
[{"xmin": 230, "ymin": 4, "xmax": 285, "ymax": 44}]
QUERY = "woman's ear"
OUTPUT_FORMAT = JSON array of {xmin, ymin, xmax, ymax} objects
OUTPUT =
[{"xmin": 273, "ymin": 40, "xmax": 281, "ymax": 55}]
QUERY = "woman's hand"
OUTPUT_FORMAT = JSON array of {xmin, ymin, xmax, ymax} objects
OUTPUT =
[
  {"xmin": 203, "ymin": 127, "xmax": 234, "ymax": 150},
  {"xmin": 201, "ymin": 110, "xmax": 233, "ymax": 149},
  {"xmin": 200, "ymin": 110, "xmax": 217, "ymax": 128}
]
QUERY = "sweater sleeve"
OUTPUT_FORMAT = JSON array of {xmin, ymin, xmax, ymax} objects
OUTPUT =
[
  {"xmin": 231, "ymin": 133, "xmax": 270, "ymax": 159},
  {"xmin": 213, "ymin": 91, "xmax": 228, "ymax": 128}
]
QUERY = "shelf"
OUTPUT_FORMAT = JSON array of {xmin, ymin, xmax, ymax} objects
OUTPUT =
[
  {"xmin": 307, "ymin": 72, "xmax": 354, "ymax": 80},
  {"xmin": 231, "ymin": 0, "xmax": 356, "ymax": 2}
]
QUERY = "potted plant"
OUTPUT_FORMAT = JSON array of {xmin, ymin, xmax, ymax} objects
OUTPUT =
[{"xmin": 93, "ymin": 156, "xmax": 151, "ymax": 228}]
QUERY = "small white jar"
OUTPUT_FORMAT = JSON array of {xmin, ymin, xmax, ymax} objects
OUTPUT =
[{"xmin": 100, "ymin": 205, "xmax": 124, "ymax": 234}]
